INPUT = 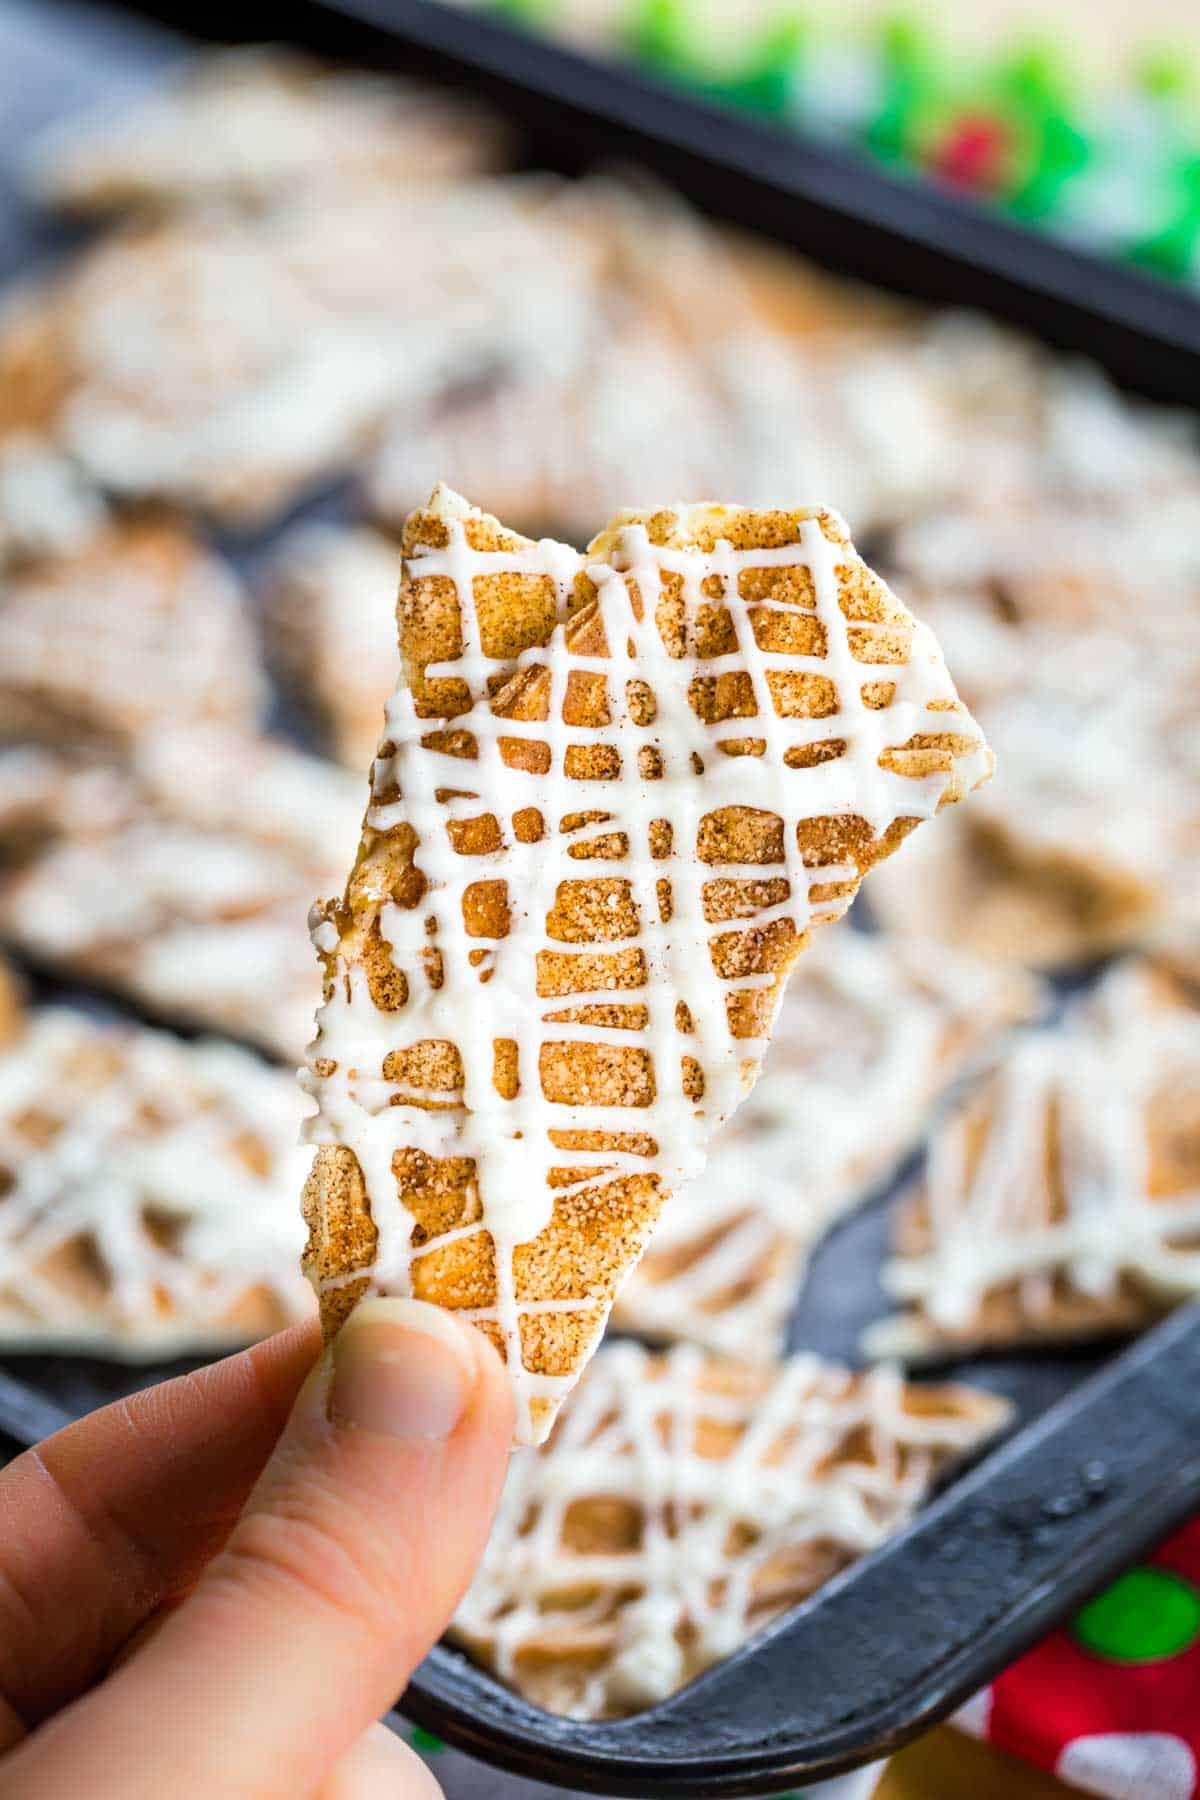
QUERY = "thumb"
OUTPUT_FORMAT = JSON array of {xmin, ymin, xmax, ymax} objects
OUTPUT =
[{"xmin": 5, "ymin": 1300, "xmax": 512, "ymax": 1800}]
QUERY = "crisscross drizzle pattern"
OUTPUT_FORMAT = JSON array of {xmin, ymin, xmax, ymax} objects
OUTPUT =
[
  {"xmin": 616, "ymin": 932, "xmax": 1036, "ymax": 1359},
  {"xmin": 0, "ymin": 728, "xmax": 362, "ymax": 1061},
  {"xmin": 872, "ymin": 962, "xmax": 1200, "ymax": 1355},
  {"xmin": 452, "ymin": 1340, "xmax": 1009, "ymax": 1718},
  {"xmin": 304, "ymin": 495, "xmax": 991, "ymax": 1439},
  {"xmin": 0, "ymin": 1009, "xmax": 313, "ymax": 1353}
]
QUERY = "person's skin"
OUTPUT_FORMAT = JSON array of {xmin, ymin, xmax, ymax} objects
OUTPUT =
[{"xmin": 0, "ymin": 1297, "xmax": 514, "ymax": 1798}]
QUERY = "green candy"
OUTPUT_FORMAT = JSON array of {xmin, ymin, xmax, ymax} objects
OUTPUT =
[
  {"xmin": 1130, "ymin": 154, "xmax": 1200, "ymax": 276},
  {"xmin": 1010, "ymin": 113, "xmax": 1092, "ymax": 219},
  {"xmin": 606, "ymin": 4, "xmax": 1198, "ymax": 276},
  {"xmin": 626, "ymin": 0, "xmax": 808, "ymax": 119},
  {"xmin": 1131, "ymin": 213, "xmax": 1200, "ymax": 278},
  {"xmin": 993, "ymin": 42, "xmax": 1074, "ymax": 114},
  {"xmin": 878, "ymin": 12, "xmax": 932, "ymax": 72},
  {"xmin": 866, "ymin": 15, "xmax": 941, "ymax": 163},
  {"xmin": 712, "ymin": 13, "xmax": 807, "ymax": 117},
  {"xmin": 1074, "ymin": 1567, "xmax": 1200, "ymax": 1664},
  {"xmin": 965, "ymin": 41, "xmax": 1088, "ymax": 215}
]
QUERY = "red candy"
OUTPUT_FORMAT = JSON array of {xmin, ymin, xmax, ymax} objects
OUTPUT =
[{"xmin": 929, "ymin": 115, "xmax": 1013, "ymax": 194}]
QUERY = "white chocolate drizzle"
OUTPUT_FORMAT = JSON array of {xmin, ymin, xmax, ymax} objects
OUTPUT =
[
  {"xmin": 617, "ymin": 931, "xmax": 1037, "ymax": 1359},
  {"xmin": 871, "ymin": 962, "xmax": 1200, "ymax": 1352},
  {"xmin": 0, "ymin": 729, "xmax": 363, "ymax": 1061},
  {"xmin": 25, "ymin": 178, "xmax": 592, "ymax": 521},
  {"xmin": 452, "ymin": 1339, "xmax": 1009, "ymax": 1718},
  {"xmin": 304, "ymin": 496, "xmax": 990, "ymax": 1440},
  {"xmin": 0, "ymin": 1008, "xmax": 313, "ymax": 1354}
]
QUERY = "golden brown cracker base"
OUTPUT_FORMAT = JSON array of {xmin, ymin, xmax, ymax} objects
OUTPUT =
[
  {"xmin": 0, "ymin": 1008, "xmax": 313, "ymax": 1354},
  {"xmin": 869, "ymin": 970, "xmax": 1200, "ymax": 1359},
  {"xmin": 451, "ymin": 1343, "xmax": 1011, "ymax": 1717},
  {"xmin": 304, "ymin": 489, "xmax": 991, "ymax": 1436}
]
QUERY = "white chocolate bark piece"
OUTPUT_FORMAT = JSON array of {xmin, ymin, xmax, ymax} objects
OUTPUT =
[
  {"xmin": 867, "ymin": 960, "xmax": 1200, "ymax": 1359},
  {"xmin": 132, "ymin": 724, "xmax": 364, "ymax": 863},
  {"xmin": 370, "ymin": 263, "xmax": 1200, "ymax": 555},
  {"xmin": 0, "ymin": 1006, "xmax": 314, "ymax": 1355},
  {"xmin": 888, "ymin": 490, "xmax": 1200, "ymax": 640},
  {"xmin": 866, "ymin": 609, "xmax": 1200, "ymax": 967},
  {"xmin": 0, "ymin": 179, "xmax": 593, "ymax": 523},
  {"xmin": 866, "ymin": 354, "xmax": 1200, "ymax": 972},
  {"xmin": 25, "ymin": 47, "xmax": 510, "ymax": 215},
  {"xmin": 368, "ymin": 177, "xmax": 962, "ymax": 546},
  {"xmin": 452, "ymin": 1340, "xmax": 1011, "ymax": 1718},
  {"xmin": 0, "ymin": 728, "xmax": 363, "ymax": 1061},
  {"xmin": 614, "ymin": 930, "xmax": 1040, "ymax": 1360},
  {"xmin": 0, "ymin": 518, "xmax": 266, "ymax": 748},
  {"xmin": 301, "ymin": 486, "xmax": 992, "ymax": 1443}
]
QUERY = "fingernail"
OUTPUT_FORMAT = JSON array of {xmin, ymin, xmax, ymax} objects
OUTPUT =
[{"xmin": 329, "ymin": 1298, "xmax": 477, "ymax": 1439}]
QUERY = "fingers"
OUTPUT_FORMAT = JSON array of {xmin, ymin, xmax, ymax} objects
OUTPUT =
[
  {"xmin": 0, "ymin": 1321, "xmax": 318, "ymax": 1733},
  {"xmin": 2, "ymin": 1300, "xmax": 512, "ymax": 1799},
  {"xmin": 317, "ymin": 1723, "xmax": 444, "ymax": 1800},
  {"xmin": 0, "ymin": 1696, "xmax": 24, "ymax": 1760}
]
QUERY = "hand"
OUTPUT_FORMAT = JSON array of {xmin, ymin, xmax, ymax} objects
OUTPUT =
[{"xmin": 0, "ymin": 1298, "xmax": 513, "ymax": 1797}]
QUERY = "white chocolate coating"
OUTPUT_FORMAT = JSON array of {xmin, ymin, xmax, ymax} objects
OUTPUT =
[
  {"xmin": 263, "ymin": 522, "xmax": 404, "ymax": 769},
  {"xmin": 0, "ymin": 435, "xmax": 106, "ymax": 571},
  {"xmin": 304, "ymin": 494, "xmax": 990, "ymax": 1439},
  {"xmin": 26, "ymin": 180, "xmax": 592, "ymax": 521},
  {"xmin": 0, "ymin": 1008, "xmax": 313, "ymax": 1354},
  {"xmin": 25, "ymin": 47, "xmax": 506, "ymax": 212},
  {"xmin": 453, "ymin": 1340, "xmax": 1009, "ymax": 1717},
  {"xmin": 0, "ymin": 729, "xmax": 363, "ymax": 1061},
  {"xmin": 870, "ymin": 962, "xmax": 1200, "ymax": 1354},
  {"xmin": 617, "ymin": 930, "xmax": 1038, "ymax": 1358}
]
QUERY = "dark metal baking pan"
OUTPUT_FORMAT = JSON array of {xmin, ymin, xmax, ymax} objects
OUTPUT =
[
  {"xmin": 399, "ymin": 1305, "xmax": 1200, "ymax": 1796},
  {"xmin": 0, "ymin": 1279, "xmax": 1196, "ymax": 1795},
  {"xmin": 124, "ymin": 0, "xmax": 1200, "ymax": 409},
  {"xmin": 2, "ymin": 4, "xmax": 1200, "ymax": 1792}
]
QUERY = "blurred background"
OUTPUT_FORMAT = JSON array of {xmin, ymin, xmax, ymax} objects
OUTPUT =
[
  {"xmin": 1, "ymin": 2, "xmax": 1200, "ymax": 1797},
  {"xmin": 462, "ymin": 0, "xmax": 1200, "ymax": 285}
]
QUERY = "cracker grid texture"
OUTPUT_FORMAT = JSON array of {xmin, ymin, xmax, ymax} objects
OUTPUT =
[
  {"xmin": 868, "ymin": 961, "xmax": 1200, "ymax": 1358},
  {"xmin": 452, "ymin": 1340, "xmax": 1010, "ymax": 1719},
  {"xmin": 0, "ymin": 1008, "xmax": 313, "ymax": 1354},
  {"xmin": 614, "ymin": 931, "xmax": 1039, "ymax": 1359},
  {"xmin": 0, "ymin": 727, "xmax": 362, "ymax": 1061},
  {"xmin": 303, "ymin": 487, "xmax": 992, "ymax": 1442}
]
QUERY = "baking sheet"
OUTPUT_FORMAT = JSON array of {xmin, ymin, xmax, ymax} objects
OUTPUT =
[{"xmin": 1, "ymin": 4, "xmax": 1198, "ymax": 1793}]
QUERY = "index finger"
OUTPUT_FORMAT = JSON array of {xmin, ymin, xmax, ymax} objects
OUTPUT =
[{"xmin": 0, "ymin": 1321, "xmax": 319, "ymax": 1737}]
